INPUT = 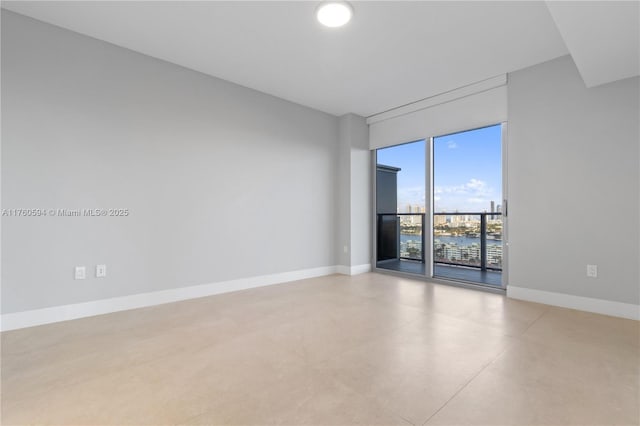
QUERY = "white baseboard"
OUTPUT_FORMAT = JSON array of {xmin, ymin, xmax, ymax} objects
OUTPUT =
[
  {"xmin": 507, "ymin": 286, "xmax": 640, "ymax": 321},
  {"xmin": 350, "ymin": 263, "xmax": 372, "ymax": 275},
  {"xmin": 336, "ymin": 264, "xmax": 371, "ymax": 276},
  {"xmin": 336, "ymin": 265, "xmax": 350, "ymax": 275},
  {"xmin": 1, "ymin": 265, "xmax": 340, "ymax": 331}
]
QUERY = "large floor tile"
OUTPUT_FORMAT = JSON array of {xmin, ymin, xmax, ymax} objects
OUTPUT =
[
  {"xmin": 2, "ymin": 314, "xmax": 243, "ymax": 404},
  {"xmin": 315, "ymin": 311, "xmax": 514, "ymax": 425},
  {"xmin": 425, "ymin": 337, "xmax": 640, "ymax": 426},
  {"xmin": 366, "ymin": 278, "xmax": 549, "ymax": 336},
  {"xmin": 521, "ymin": 306, "xmax": 640, "ymax": 350},
  {"xmin": 3, "ymin": 328, "xmax": 306, "ymax": 425},
  {"xmin": 185, "ymin": 368, "xmax": 411, "ymax": 426},
  {"xmin": 257, "ymin": 296, "xmax": 428, "ymax": 366}
]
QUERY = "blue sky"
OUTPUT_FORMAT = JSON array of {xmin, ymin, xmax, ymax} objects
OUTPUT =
[
  {"xmin": 376, "ymin": 140, "xmax": 426, "ymax": 210},
  {"xmin": 377, "ymin": 124, "xmax": 502, "ymax": 213}
]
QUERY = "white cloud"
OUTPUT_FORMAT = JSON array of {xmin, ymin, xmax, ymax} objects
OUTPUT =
[
  {"xmin": 435, "ymin": 179, "xmax": 489, "ymax": 196},
  {"xmin": 397, "ymin": 186, "xmax": 425, "ymax": 206},
  {"xmin": 434, "ymin": 178, "xmax": 498, "ymax": 211},
  {"xmin": 467, "ymin": 197, "xmax": 487, "ymax": 204},
  {"xmin": 447, "ymin": 140, "xmax": 457, "ymax": 149},
  {"xmin": 466, "ymin": 178, "xmax": 486, "ymax": 191},
  {"xmin": 397, "ymin": 179, "xmax": 499, "ymax": 212}
]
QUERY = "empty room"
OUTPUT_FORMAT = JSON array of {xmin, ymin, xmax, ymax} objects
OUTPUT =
[{"xmin": 1, "ymin": 1, "xmax": 639, "ymax": 425}]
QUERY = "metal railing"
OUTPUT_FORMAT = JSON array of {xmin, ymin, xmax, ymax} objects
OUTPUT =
[
  {"xmin": 376, "ymin": 212, "xmax": 502, "ymax": 271},
  {"xmin": 433, "ymin": 212, "xmax": 502, "ymax": 271}
]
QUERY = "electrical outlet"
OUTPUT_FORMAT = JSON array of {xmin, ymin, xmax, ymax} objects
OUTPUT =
[
  {"xmin": 587, "ymin": 264, "xmax": 598, "ymax": 278},
  {"xmin": 343, "ymin": 245, "xmax": 348, "ymax": 254},
  {"xmin": 74, "ymin": 266, "xmax": 86, "ymax": 280},
  {"xmin": 96, "ymin": 264, "xmax": 107, "ymax": 278}
]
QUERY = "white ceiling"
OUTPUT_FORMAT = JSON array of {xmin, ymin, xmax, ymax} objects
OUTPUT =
[
  {"xmin": 1, "ymin": 1, "xmax": 637, "ymax": 117},
  {"xmin": 546, "ymin": 1, "xmax": 640, "ymax": 88}
]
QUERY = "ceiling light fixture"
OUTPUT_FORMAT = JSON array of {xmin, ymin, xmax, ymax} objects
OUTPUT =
[{"xmin": 316, "ymin": 1, "xmax": 353, "ymax": 28}]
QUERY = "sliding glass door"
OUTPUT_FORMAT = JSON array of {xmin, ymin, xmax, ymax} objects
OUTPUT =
[
  {"xmin": 375, "ymin": 140, "xmax": 427, "ymax": 275},
  {"xmin": 432, "ymin": 124, "xmax": 504, "ymax": 287},
  {"xmin": 374, "ymin": 124, "xmax": 506, "ymax": 289}
]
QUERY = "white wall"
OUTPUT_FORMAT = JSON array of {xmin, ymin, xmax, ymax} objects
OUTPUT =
[
  {"xmin": 1, "ymin": 11, "xmax": 339, "ymax": 315},
  {"xmin": 507, "ymin": 55, "xmax": 639, "ymax": 310}
]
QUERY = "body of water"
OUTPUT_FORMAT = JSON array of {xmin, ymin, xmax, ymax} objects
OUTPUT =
[{"xmin": 401, "ymin": 234, "xmax": 502, "ymax": 246}]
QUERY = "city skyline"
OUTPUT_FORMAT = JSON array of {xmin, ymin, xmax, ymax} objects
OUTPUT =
[{"xmin": 377, "ymin": 124, "xmax": 502, "ymax": 213}]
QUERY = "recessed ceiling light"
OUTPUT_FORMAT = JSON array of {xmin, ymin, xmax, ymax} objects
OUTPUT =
[{"xmin": 316, "ymin": 1, "xmax": 353, "ymax": 28}]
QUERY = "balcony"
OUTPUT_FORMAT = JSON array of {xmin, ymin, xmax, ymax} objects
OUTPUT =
[
  {"xmin": 376, "ymin": 212, "xmax": 502, "ymax": 287},
  {"xmin": 433, "ymin": 212, "xmax": 502, "ymax": 286},
  {"xmin": 376, "ymin": 213, "xmax": 426, "ymax": 274}
]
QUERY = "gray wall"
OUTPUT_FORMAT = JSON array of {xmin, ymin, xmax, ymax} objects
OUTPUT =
[
  {"xmin": 348, "ymin": 115, "xmax": 371, "ymax": 267},
  {"xmin": 1, "ymin": 11, "xmax": 339, "ymax": 313},
  {"xmin": 336, "ymin": 114, "xmax": 371, "ymax": 269},
  {"xmin": 336, "ymin": 116, "xmax": 351, "ymax": 267},
  {"xmin": 508, "ymin": 55, "xmax": 639, "ymax": 305}
]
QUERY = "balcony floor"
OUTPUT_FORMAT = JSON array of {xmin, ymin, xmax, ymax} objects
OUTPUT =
[
  {"xmin": 376, "ymin": 259, "xmax": 502, "ymax": 287},
  {"xmin": 376, "ymin": 259, "xmax": 426, "ymax": 275},
  {"xmin": 434, "ymin": 264, "xmax": 502, "ymax": 287}
]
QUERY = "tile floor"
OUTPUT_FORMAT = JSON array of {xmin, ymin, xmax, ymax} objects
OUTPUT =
[{"xmin": 2, "ymin": 273, "xmax": 639, "ymax": 425}]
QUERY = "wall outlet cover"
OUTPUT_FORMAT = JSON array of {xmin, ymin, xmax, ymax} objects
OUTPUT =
[
  {"xmin": 96, "ymin": 264, "xmax": 107, "ymax": 278},
  {"xmin": 74, "ymin": 266, "xmax": 86, "ymax": 280}
]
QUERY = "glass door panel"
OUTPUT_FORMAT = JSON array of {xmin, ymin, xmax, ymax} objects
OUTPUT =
[
  {"xmin": 375, "ymin": 140, "xmax": 426, "ymax": 275},
  {"xmin": 432, "ymin": 124, "xmax": 503, "ymax": 287}
]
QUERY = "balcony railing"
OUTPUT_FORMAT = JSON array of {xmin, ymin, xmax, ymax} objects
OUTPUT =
[
  {"xmin": 377, "ymin": 212, "xmax": 502, "ymax": 272},
  {"xmin": 433, "ymin": 212, "xmax": 502, "ymax": 271}
]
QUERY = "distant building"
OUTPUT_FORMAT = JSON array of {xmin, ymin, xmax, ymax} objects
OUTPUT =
[{"xmin": 434, "ymin": 215, "xmax": 446, "ymax": 226}]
